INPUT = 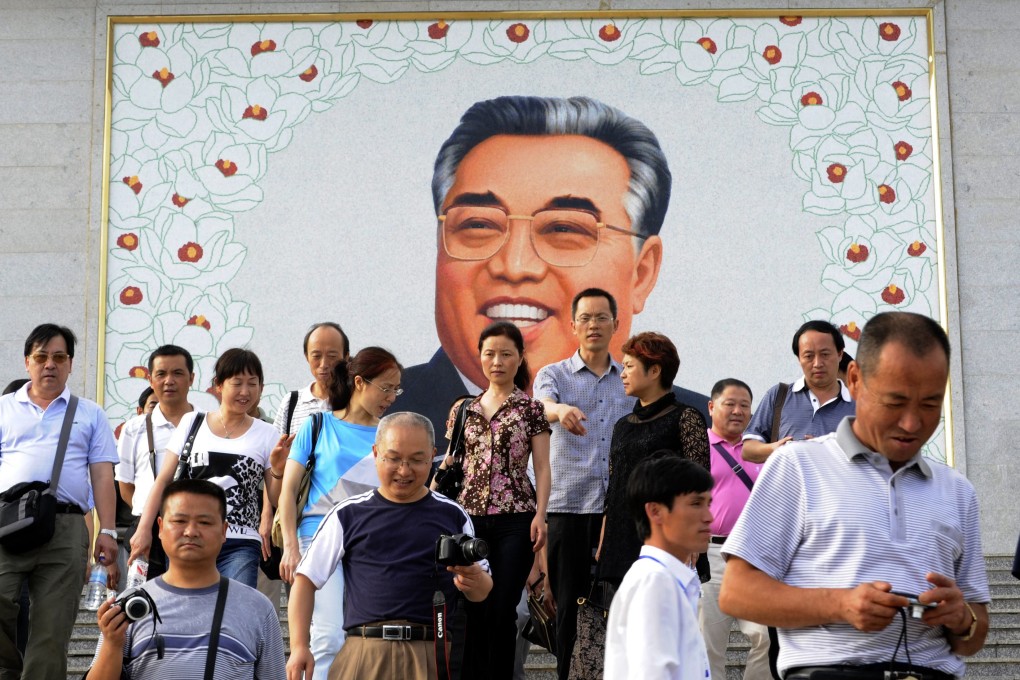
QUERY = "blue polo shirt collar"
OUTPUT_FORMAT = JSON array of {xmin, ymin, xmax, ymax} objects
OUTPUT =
[
  {"xmin": 792, "ymin": 377, "xmax": 852, "ymax": 402},
  {"xmin": 567, "ymin": 350, "xmax": 621, "ymax": 377}
]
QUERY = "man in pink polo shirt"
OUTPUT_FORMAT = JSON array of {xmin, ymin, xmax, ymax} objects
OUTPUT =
[{"xmin": 699, "ymin": 379, "xmax": 770, "ymax": 680}]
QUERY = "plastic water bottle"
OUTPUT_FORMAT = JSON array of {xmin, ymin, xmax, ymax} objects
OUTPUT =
[
  {"xmin": 84, "ymin": 562, "xmax": 108, "ymax": 611},
  {"xmin": 125, "ymin": 558, "xmax": 148, "ymax": 590}
]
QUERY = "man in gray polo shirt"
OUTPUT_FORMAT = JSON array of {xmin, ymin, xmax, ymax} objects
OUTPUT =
[
  {"xmin": 742, "ymin": 320, "xmax": 855, "ymax": 463},
  {"xmin": 534, "ymin": 287, "xmax": 633, "ymax": 680},
  {"xmin": 720, "ymin": 312, "xmax": 989, "ymax": 680}
]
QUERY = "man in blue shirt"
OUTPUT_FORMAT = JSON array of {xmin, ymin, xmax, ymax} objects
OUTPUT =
[{"xmin": 742, "ymin": 320, "xmax": 855, "ymax": 463}]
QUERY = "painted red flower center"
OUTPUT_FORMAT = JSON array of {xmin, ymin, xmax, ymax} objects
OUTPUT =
[
  {"xmin": 762, "ymin": 45, "xmax": 782, "ymax": 64},
  {"xmin": 893, "ymin": 81, "xmax": 912, "ymax": 101},
  {"xmin": 215, "ymin": 159, "xmax": 237, "ymax": 177},
  {"xmin": 507, "ymin": 23, "xmax": 530, "ymax": 43},
  {"xmin": 120, "ymin": 286, "xmax": 143, "ymax": 305},
  {"xmin": 780, "ymin": 17, "xmax": 802, "ymax": 27},
  {"xmin": 251, "ymin": 39, "xmax": 277, "ymax": 56},
  {"xmin": 846, "ymin": 243, "xmax": 869, "ymax": 263},
  {"xmin": 122, "ymin": 176, "xmax": 142, "ymax": 195},
  {"xmin": 428, "ymin": 21, "xmax": 449, "ymax": 40},
  {"xmin": 152, "ymin": 68, "xmax": 175, "ymax": 88},
  {"xmin": 129, "ymin": 366, "xmax": 150, "ymax": 379},
  {"xmin": 139, "ymin": 31, "xmax": 160, "ymax": 47},
  {"xmin": 800, "ymin": 91, "xmax": 823, "ymax": 106},
  {"xmin": 908, "ymin": 241, "xmax": 927, "ymax": 257},
  {"xmin": 877, "ymin": 184, "xmax": 896, "ymax": 204},
  {"xmin": 698, "ymin": 37, "xmax": 717, "ymax": 54},
  {"xmin": 598, "ymin": 24, "xmax": 621, "ymax": 42},
  {"xmin": 894, "ymin": 141, "xmax": 913, "ymax": 161},
  {"xmin": 879, "ymin": 23, "xmax": 901, "ymax": 41},
  {"xmin": 356, "ymin": 20, "xmax": 373, "ymax": 29},
  {"xmin": 827, "ymin": 163, "xmax": 848, "ymax": 183},
  {"xmin": 117, "ymin": 233, "xmax": 139, "ymax": 250},
  {"xmin": 178, "ymin": 242, "xmax": 204, "ymax": 263},
  {"xmin": 839, "ymin": 322, "xmax": 862, "ymax": 341},
  {"xmin": 172, "ymin": 193, "xmax": 189, "ymax": 207},
  {"xmin": 187, "ymin": 315, "xmax": 211, "ymax": 330},
  {"xmin": 299, "ymin": 64, "xmax": 318, "ymax": 82},
  {"xmin": 242, "ymin": 104, "xmax": 268, "ymax": 121},
  {"xmin": 881, "ymin": 284, "xmax": 905, "ymax": 305}
]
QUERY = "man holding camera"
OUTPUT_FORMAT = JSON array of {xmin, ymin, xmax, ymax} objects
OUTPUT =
[
  {"xmin": 720, "ymin": 312, "xmax": 990, "ymax": 680},
  {"xmin": 87, "ymin": 479, "xmax": 286, "ymax": 679},
  {"xmin": 288, "ymin": 412, "xmax": 492, "ymax": 680}
]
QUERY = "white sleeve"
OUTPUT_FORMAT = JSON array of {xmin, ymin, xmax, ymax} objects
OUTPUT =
[
  {"xmin": 612, "ymin": 572, "xmax": 684, "ymax": 680},
  {"xmin": 116, "ymin": 419, "xmax": 140, "ymax": 483},
  {"xmin": 296, "ymin": 511, "xmax": 345, "ymax": 589}
]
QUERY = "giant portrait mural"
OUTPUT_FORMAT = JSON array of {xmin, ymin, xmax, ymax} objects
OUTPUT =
[{"xmin": 101, "ymin": 11, "xmax": 948, "ymax": 457}]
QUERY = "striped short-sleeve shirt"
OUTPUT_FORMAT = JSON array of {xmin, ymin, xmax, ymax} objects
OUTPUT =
[
  {"xmin": 724, "ymin": 417, "xmax": 990, "ymax": 677},
  {"xmin": 272, "ymin": 382, "xmax": 330, "ymax": 435}
]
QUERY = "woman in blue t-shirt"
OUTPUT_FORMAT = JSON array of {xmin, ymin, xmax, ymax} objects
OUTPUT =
[{"xmin": 276, "ymin": 346, "xmax": 403, "ymax": 680}]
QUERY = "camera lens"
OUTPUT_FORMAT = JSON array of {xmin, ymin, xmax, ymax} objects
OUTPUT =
[
  {"xmin": 460, "ymin": 537, "xmax": 489, "ymax": 562},
  {"xmin": 123, "ymin": 594, "xmax": 151, "ymax": 621}
]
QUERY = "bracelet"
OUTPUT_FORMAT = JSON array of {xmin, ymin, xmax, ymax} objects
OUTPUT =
[
  {"xmin": 956, "ymin": 602, "xmax": 978, "ymax": 641},
  {"xmin": 270, "ymin": 469, "xmax": 283, "ymax": 480}
]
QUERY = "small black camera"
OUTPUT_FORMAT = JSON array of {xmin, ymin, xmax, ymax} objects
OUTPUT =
[
  {"xmin": 114, "ymin": 587, "xmax": 154, "ymax": 622},
  {"xmin": 435, "ymin": 533, "xmax": 489, "ymax": 566}
]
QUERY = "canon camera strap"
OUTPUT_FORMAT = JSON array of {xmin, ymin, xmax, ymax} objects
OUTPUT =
[{"xmin": 433, "ymin": 567, "xmax": 451, "ymax": 680}]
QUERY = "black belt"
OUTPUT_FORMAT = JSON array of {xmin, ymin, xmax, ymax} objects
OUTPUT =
[
  {"xmin": 710, "ymin": 535, "xmax": 727, "ymax": 544},
  {"xmin": 785, "ymin": 664, "xmax": 954, "ymax": 680},
  {"xmin": 54, "ymin": 502, "xmax": 84, "ymax": 515},
  {"xmin": 347, "ymin": 624, "xmax": 434, "ymax": 641}
]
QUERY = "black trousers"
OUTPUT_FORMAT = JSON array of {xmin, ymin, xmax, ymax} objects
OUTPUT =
[{"xmin": 547, "ymin": 513, "xmax": 601, "ymax": 680}]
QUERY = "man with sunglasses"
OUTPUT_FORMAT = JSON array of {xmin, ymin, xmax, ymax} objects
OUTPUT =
[
  {"xmin": 391, "ymin": 95, "xmax": 708, "ymax": 451},
  {"xmin": 0, "ymin": 323, "xmax": 120, "ymax": 679}
]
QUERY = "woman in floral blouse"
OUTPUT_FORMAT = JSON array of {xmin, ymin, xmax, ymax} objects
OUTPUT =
[{"xmin": 435, "ymin": 321, "xmax": 551, "ymax": 680}]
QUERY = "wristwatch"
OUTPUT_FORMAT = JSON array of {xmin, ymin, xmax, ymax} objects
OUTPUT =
[
  {"xmin": 957, "ymin": 602, "xmax": 978, "ymax": 641},
  {"xmin": 98, "ymin": 528, "xmax": 118, "ymax": 540}
]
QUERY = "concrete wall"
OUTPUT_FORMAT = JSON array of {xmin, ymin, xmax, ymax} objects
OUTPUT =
[{"xmin": 0, "ymin": 0, "xmax": 1016, "ymax": 553}]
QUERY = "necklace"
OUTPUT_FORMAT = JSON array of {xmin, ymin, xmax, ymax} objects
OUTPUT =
[{"xmin": 218, "ymin": 412, "xmax": 242, "ymax": 439}]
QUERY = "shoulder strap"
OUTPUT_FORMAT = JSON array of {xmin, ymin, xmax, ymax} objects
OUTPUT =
[
  {"xmin": 448, "ymin": 397, "xmax": 473, "ymax": 460},
  {"xmin": 711, "ymin": 441, "xmax": 754, "ymax": 491},
  {"xmin": 179, "ymin": 413, "xmax": 205, "ymax": 466},
  {"xmin": 49, "ymin": 395, "xmax": 78, "ymax": 492},
  {"xmin": 284, "ymin": 390, "xmax": 299, "ymax": 434},
  {"xmin": 307, "ymin": 411, "xmax": 324, "ymax": 469},
  {"xmin": 204, "ymin": 576, "xmax": 230, "ymax": 680},
  {"xmin": 770, "ymin": 383, "xmax": 790, "ymax": 444},
  {"xmin": 145, "ymin": 411, "xmax": 156, "ymax": 477}
]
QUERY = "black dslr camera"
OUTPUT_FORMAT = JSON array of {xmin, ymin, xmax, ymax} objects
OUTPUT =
[
  {"xmin": 113, "ymin": 587, "xmax": 158, "ymax": 622},
  {"xmin": 435, "ymin": 533, "xmax": 489, "ymax": 566}
]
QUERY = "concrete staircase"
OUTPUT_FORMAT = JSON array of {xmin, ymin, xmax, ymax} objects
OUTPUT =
[{"xmin": 64, "ymin": 555, "xmax": 1020, "ymax": 679}]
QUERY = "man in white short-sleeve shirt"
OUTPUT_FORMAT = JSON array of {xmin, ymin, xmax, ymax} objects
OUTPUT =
[
  {"xmin": 604, "ymin": 456, "xmax": 713, "ymax": 680},
  {"xmin": 721, "ymin": 312, "xmax": 990, "ymax": 680}
]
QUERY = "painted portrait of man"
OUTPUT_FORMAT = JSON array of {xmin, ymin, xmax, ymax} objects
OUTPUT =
[{"xmin": 391, "ymin": 95, "xmax": 709, "ymax": 439}]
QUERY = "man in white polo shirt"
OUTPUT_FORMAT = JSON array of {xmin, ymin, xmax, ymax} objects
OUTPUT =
[
  {"xmin": 0, "ymin": 323, "xmax": 121, "ymax": 679},
  {"xmin": 117, "ymin": 344, "xmax": 196, "ymax": 579},
  {"xmin": 721, "ymin": 312, "xmax": 989, "ymax": 680}
]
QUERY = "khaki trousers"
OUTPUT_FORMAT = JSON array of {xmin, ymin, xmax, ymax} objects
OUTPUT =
[{"xmin": 329, "ymin": 622, "xmax": 438, "ymax": 680}]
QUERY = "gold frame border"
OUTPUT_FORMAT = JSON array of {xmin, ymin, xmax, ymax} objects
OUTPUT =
[{"xmin": 99, "ymin": 7, "xmax": 952, "ymax": 462}]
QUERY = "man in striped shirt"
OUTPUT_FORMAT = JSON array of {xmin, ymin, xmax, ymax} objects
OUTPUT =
[{"xmin": 720, "ymin": 312, "xmax": 989, "ymax": 680}]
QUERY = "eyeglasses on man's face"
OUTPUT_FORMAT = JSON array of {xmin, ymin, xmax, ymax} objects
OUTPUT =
[
  {"xmin": 439, "ymin": 205, "xmax": 646, "ymax": 268},
  {"xmin": 574, "ymin": 314, "xmax": 615, "ymax": 326},
  {"xmin": 363, "ymin": 378, "xmax": 404, "ymax": 397},
  {"xmin": 29, "ymin": 352, "xmax": 70, "ymax": 365}
]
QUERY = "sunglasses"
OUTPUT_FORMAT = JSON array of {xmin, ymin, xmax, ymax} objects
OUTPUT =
[{"xmin": 30, "ymin": 352, "xmax": 70, "ymax": 365}]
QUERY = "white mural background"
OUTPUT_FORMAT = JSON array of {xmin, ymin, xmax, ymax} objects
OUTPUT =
[{"xmin": 102, "ymin": 13, "xmax": 945, "ymax": 457}]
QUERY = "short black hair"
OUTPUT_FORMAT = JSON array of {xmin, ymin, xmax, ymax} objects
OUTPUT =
[
  {"xmin": 628, "ymin": 452, "xmax": 713, "ymax": 540},
  {"xmin": 3, "ymin": 379, "xmax": 29, "ymax": 396},
  {"xmin": 137, "ymin": 386, "xmax": 155, "ymax": 411},
  {"xmin": 161, "ymin": 479, "xmax": 227, "ymax": 522},
  {"xmin": 856, "ymin": 312, "xmax": 950, "ymax": 377},
  {"xmin": 148, "ymin": 344, "xmax": 195, "ymax": 374},
  {"xmin": 302, "ymin": 322, "xmax": 350, "ymax": 359},
  {"xmin": 710, "ymin": 378, "xmax": 752, "ymax": 403},
  {"xmin": 791, "ymin": 320, "xmax": 844, "ymax": 357},
  {"xmin": 571, "ymin": 288, "xmax": 618, "ymax": 320},
  {"xmin": 24, "ymin": 323, "xmax": 76, "ymax": 358},
  {"xmin": 213, "ymin": 348, "xmax": 264, "ymax": 385},
  {"xmin": 838, "ymin": 351, "xmax": 854, "ymax": 375}
]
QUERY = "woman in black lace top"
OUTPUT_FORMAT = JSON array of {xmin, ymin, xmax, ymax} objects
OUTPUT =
[{"xmin": 597, "ymin": 332, "xmax": 710, "ymax": 585}]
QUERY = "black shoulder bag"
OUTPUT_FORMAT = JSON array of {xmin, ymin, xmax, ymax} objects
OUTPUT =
[
  {"xmin": 204, "ymin": 577, "xmax": 230, "ymax": 680},
  {"xmin": 173, "ymin": 413, "xmax": 206, "ymax": 481},
  {"xmin": 0, "ymin": 396, "xmax": 78, "ymax": 553},
  {"xmin": 433, "ymin": 397, "xmax": 473, "ymax": 500}
]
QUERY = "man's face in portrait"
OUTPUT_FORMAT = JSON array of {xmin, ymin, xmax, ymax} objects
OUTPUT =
[{"xmin": 434, "ymin": 134, "xmax": 663, "ymax": 387}]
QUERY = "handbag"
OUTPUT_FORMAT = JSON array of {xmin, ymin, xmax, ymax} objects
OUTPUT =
[
  {"xmin": 0, "ymin": 396, "xmax": 78, "ymax": 554},
  {"xmin": 434, "ymin": 397, "xmax": 472, "ymax": 500},
  {"xmin": 567, "ymin": 576, "xmax": 615, "ymax": 680},
  {"xmin": 521, "ymin": 572, "xmax": 557, "ymax": 655},
  {"xmin": 270, "ymin": 411, "xmax": 323, "ymax": 548},
  {"xmin": 172, "ymin": 412, "xmax": 206, "ymax": 481}
]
